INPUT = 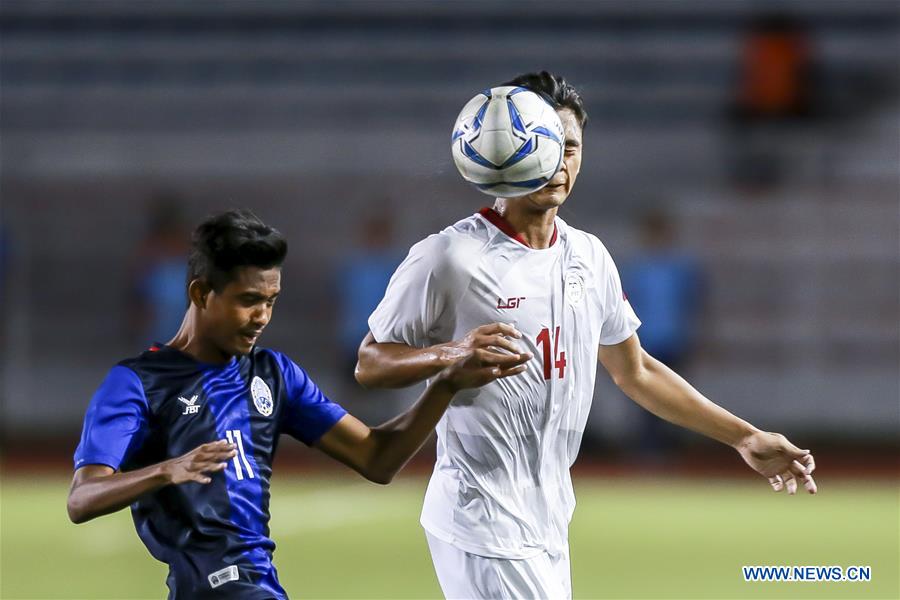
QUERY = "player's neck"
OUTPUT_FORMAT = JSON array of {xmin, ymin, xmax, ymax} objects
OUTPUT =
[
  {"xmin": 492, "ymin": 199, "xmax": 558, "ymax": 249},
  {"xmin": 166, "ymin": 311, "xmax": 233, "ymax": 365}
]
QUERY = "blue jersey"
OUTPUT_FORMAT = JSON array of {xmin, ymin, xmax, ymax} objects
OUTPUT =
[{"xmin": 74, "ymin": 344, "xmax": 347, "ymax": 599}]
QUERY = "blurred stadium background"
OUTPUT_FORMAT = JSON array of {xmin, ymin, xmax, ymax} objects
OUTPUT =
[{"xmin": 0, "ymin": 1, "xmax": 897, "ymax": 598}]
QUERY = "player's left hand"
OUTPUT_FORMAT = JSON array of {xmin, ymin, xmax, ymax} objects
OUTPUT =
[
  {"xmin": 438, "ymin": 347, "xmax": 531, "ymax": 392},
  {"xmin": 735, "ymin": 430, "xmax": 817, "ymax": 495}
]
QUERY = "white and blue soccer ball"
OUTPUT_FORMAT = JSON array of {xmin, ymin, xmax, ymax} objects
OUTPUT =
[{"xmin": 451, "ymin": 85, "xmax": 565, "ymax": 197}]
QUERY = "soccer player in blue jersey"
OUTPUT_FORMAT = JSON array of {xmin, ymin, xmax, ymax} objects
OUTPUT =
[{"xmin": 67, "ymin": 209, "xmax": 531, "ymax": 599}]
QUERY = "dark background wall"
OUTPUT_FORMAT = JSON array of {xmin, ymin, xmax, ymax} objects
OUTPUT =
[{"xmin": 1, "ymin": 0, "xmax": 897, "ymax": 452}]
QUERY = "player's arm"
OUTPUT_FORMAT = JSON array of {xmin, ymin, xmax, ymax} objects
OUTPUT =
[
  {"xmin": 599, "ymin": 334, "xmax": 817, "ymax": 495},
  {"xmin": 317, "ymin": 349, "xmax": 529, "ymax": 484},
  {"xmin": 355, "ymin": 323, "xmax": 528, "ymax": 388},
  {"xmin": 66, "ymin": 440, "xmax": 236, "ymax": 523}
]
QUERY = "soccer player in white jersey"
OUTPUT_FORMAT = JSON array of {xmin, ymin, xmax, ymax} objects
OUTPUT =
[{"xmin": 356, "ymin": 71, "xmax": 817, "ymax": 599}]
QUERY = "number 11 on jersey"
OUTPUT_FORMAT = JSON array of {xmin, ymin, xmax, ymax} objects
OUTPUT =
[
  {"xmin": 537, "ymin": 326, "xmax": 567, "ymax": 380},
  {"xmin": 225, "ymin": 429, "xmax": 255, "ymax": 481}
]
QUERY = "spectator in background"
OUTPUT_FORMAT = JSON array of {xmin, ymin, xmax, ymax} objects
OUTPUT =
[
  {"xmin": 727, "ymin": 12, "xmax": 818, "ymax": 188},
  {"xmin": 127, "ymin": 193, "xmax": 190, "ymax": 346},
  {"xmin": 623, "ymin": 210, "xmax": 704, "ymax": 456},
  {"xmin": 335, "ymin": 213, "xmax": 402, "ymax": 376},
  {"xmin": 735, "ymin": 12, "xmax": 814, "ymax": 121}
]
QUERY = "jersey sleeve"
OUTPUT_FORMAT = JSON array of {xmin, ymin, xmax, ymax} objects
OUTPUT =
[
  {"xmin": 270, "ymin": 351, "xmax": 348, "ymax": 445},
  {"xmin": 367, "ymin": 234, "xmax": 456, "ymax": 347},
  {"xmin": 73, "ymin": 366, "xmax": 149, "ymax": 471},
  {"xmin": 597, "ymin": 242, "xmax": 642, "ymax": 346}
]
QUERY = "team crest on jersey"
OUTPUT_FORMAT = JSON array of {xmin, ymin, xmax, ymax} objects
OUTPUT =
[
  {"xmin": 250, "ymin": 376, "xmax": 273, "ymax": 417},
  {"xmin": 565, "ymin": 272, "xmax": 585, "ymax": 307}
]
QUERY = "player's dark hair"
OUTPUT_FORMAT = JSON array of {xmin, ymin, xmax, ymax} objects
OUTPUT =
[
  {"xmin": 188, "ymin": 209, "xmax": 287, "ymax": 293},
  {"xmin": 503, "ymin": 70, "xmax": 588, "ymax": 129}
]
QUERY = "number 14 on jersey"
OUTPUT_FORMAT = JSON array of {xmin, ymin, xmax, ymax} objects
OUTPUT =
[{"xmin": 536, "ymin": 326, "xmax": 567, "ymax": 380}]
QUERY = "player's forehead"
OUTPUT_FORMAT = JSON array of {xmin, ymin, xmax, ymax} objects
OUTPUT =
[
  {"xmin": 556, "ymin": 108, "xmax": 582, "ymax": 145},
  {"xmin": 224, "ymin": 266, "xmax": 281, "ymax": 295}
]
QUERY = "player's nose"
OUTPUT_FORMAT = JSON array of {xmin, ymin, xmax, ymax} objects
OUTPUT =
[
  {"xmin": 250, "ymin": 307, "xmax": 270, "ymax": 328},
  {"xmin": 551, "ymin": 163, "xmax": 568, "ymax": 184}
]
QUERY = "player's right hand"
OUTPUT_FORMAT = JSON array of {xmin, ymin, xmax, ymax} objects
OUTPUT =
[{"xmin": 163, "ymin": 440, "xmax": 237, "ymax": 485}]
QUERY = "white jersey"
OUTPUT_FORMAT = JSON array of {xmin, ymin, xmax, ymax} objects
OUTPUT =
[{"xmin": 368, "ymin": 208, "xmax": 641, "ymax": 559}]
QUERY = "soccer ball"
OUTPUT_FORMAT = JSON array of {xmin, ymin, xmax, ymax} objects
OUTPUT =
[{"xmin": 451, "ymin": 86, "xmax": 565, "ymax": 197}]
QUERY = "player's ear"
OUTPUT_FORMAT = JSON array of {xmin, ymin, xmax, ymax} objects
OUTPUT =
[{"xmin": 188, "ymin": 279, "xmax": 212, "ymax": 309}]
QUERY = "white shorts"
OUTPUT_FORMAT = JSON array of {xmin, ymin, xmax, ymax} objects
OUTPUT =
[{"xmin": 426, "ymin": 532, "xmax": 572, "ymax": 600}]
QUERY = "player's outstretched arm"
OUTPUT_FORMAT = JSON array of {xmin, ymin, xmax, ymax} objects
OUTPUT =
[
  {"xmin": 317, "ymin": 348, "xmax": 530, "ymax": 484},
  {"xmin": 66, "ymin": 440, "xmax": 237, "ymax": 523},
  {"xmin": 355, "ymin": 323, "xmax": 527, "ymax": 389},
  {"xmin": 599, "ymin": 334, "xmax": 817, "ymax": 495}
]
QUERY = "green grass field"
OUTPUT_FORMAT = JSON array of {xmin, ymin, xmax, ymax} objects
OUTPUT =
[{"xmin": 1, "ymin": 473, "xmax": 896, "ymax": 599}]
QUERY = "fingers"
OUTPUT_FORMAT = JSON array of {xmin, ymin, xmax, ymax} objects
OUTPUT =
[
  {"xmin": 192, "ymin": 471, "xmax": 217, "ymax": 485},
  {"xmin": 189, "ymin": 440, "xmax": 237, "ymax": 484},
  {"xmin": 195, "ymin": 449, "xmax": 237, "ymax": 466},
  {"xmin": 476, "ymin": 364, "xmax": 529, "ymax": 384},
  {"xmin": 494, "ymin": 365, "xmax": 528, "ymax": 379},
  {"xmin": 781, "ymin": 467, "xmax": 819, "ymax": 496},
  {"xmin": 767, "ymin": 460, "xmax": 817, "ymax": 495},
  {"xmin": 801, "ymin": 473, "xmax": 818, "ymax": 494},
  {"xmin": 195, "ymin": 440, "xmax": 236, "ymax": 459},
  {"xmin": 780, "ymin": 450, "xmax": 817, "ymax": 495},
  {"xmin": 192, "ymin": 456, "xmax": 232, "ymax": 472},
  {"xmin": 189, "ymin": 460, "xmax": 231, "ymax": 484},
  {"xmin": 196, "ymin": 440, "xmax": 236, "ymax": 456},
  {"xmin": 208, "ymin": 447, "xmax": 238, "ymax": 461},
  {"xmin": 476, "ymin": 323, "xmax": 522, "ymax": 339},
  {"xmin": 799, "ymin": 453, "xmax": 816, "ymax": 475},
  {"xmin": 169, "ymin": 440, "xmax": 238, "ymax": 485},
  {"xmin": 199, "ymin": 439, "xmax": 232, "ymax": 451},
  {"xmin": 783, "ymin": 472, "xmax": 798, "ymax": 495},
  {"xmin": 790, "ymin": 459, "xmax": 818, "ymax": 494},
  {"xmin": 478, "ymin": 334, "xmax": 524, "ymax": 355},
  {"xmin": 768, "ymin": 474, "xmax": 783, "ymax": 492},
  {"xmin": 474, "ymin": 348, "xmax": 532, "ymax": 368},
  {"xmin": 756, "ymin": 434, "xmax": 817, "ymax": 496},
  {"xmin": 794, "ymin": 452, "xmax": 816, "ymax": 493},
  {"xmin": 782, "ymin": 438, "xmax": 809, "ymax": 459}
]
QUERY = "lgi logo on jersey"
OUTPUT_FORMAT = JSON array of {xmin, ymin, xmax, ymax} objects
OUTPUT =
[
  {"xmin": 178, "ymin": 395, "xmax": 200, "ymax": 415},
  {"xmin": 497, "ymin": 296, "xmax": 525, "ymax": 309}
]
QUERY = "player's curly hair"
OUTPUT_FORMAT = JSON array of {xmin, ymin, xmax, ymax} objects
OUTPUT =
[
  {"xmin": 188, "ymin": 209, "xmax": 287, "ymax": 292},
  {"xmin": 503, "ymin": 70, "xmax": 588, "ymax": 129}
]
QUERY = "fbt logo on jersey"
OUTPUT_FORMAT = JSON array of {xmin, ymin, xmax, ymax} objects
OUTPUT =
[
  {"xmin": 178, "ymin": 394, "xmax": 200, "ymax": 415},
  {"xmin": 497, "ymin": 296, "xmax": 525, "ymax": 310}
]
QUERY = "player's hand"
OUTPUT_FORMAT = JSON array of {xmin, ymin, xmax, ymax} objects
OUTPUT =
[
  {"xmin": 735, "ymin": 430, "xmax": 817, "ymax": 495},
  {"xmin": 437, "ymin": 346, "xmax": 531, "ymax": 392},
  {"xmin": 442, "ymin": 323, "xmax": 529, "ymax": 365},
  {"xmin": 163, "ymin": 440, "xmax": 237, "ymax": 485}
]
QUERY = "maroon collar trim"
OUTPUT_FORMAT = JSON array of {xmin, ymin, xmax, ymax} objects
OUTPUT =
[{"xmin": 477, "ymin": 207, "xmax": 558, "ymax": 249}]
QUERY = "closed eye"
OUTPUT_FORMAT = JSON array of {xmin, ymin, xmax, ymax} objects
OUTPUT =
[{"xmin": 238, "ymin": 293, "xmax": 279, "ymax": 307}]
